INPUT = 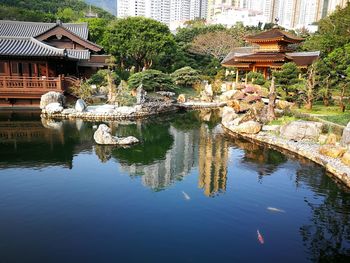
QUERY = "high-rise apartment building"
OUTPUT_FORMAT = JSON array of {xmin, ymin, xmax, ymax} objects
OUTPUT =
[
  {"xmin": 117, "ymin": 0, "xmax": 208, "ymax": 25},
  {"xmin": 263, "ymin": 0, "xmax": 349, "ymax": 29}
]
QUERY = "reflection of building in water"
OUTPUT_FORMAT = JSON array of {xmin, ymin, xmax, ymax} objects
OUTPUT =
[
  {"xmin": 198, "ymin": 124, "xmax": 228, "ymax": 197},
  {"xmin": 0, "ymin": 116, "xmax": 94, "ymax": 169},
  {"xmin": 120, "ymin": 126, "xmax": 199, "ymax": 190}
]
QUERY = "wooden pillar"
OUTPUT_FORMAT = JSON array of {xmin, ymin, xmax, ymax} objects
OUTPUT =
[
  {"xmin": 245, "ymin": 72, "xmax": 248, "ymax": 85},
  {"xmin": 45, "ymin": 62, "xmax": 49, "ymax": 77},
  {"xmin": 235, "ymin": 69, "xmax": 239, "ymax": 83}
]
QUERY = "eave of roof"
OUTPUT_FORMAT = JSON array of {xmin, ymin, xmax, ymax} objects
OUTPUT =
[
  {"xmin": 246, "ymin": 28, "xmax": 304, "ymax": 44},
  {"xmin": 0, "ymin": 36, "xmax": 90, "ymax": 60},
  {"xmin": 0, "ymin": 20, "xmax": 89, "ymax": 40}
]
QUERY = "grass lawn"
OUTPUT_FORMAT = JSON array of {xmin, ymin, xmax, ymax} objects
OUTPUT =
[{"xmin": 293, "ymin": 102, "xmax": 350, "ymax": 126}]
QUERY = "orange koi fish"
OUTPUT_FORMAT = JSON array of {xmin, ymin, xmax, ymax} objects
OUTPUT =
[{"xmin": 257, "ymin": 230, "xmax": 264, "ymax": 244}]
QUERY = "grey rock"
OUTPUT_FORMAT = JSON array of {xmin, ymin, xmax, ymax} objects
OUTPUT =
[
  {"xmin": 75, "ymin": 99, "xmax": 87, "ymax": 112},
  {"xmin": 45, "ymin": 102, "xmax": 63, "ymax": 114},
  {"xmin": 219, "ymin": 90, "xmax": 237, "ymax": 101},
  {"xmin": 94, "ymin": 124, "xmax": 139, "ymax": 145},
  {"xmin": 280, "ymin": 120, "xmax": 323, "ymax": 141},
  {"xmin": 40, "ymin": 91, "xmax": 65, "ymax": 109}
]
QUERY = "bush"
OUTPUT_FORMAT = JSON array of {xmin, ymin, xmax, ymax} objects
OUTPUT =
[
  {"xmin": 171, "ymin": 66, "xmax": 202, "ymax": 88},
  {"xmin": 88, "ymin": 69, "xmax": 121, "ymax": 87},
  {"xmin": 247, "ymin": 72, "xmax": 265, "ymax": 85},
  {"xmin": 69, "ymin": 81, "xmax": 94, "ymax": 102},
  {"xmin": 128, "ymin": 70, "xmax": 175, "ymax": 91}
]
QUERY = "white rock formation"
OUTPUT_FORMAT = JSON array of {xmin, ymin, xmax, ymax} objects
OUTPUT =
[
  {"xmin": 280, "ymin": 120, "xmax": 323, "ymax": 141},
  {"xmin": 40, "ymin": 91, "xmax": 65, "ymax": 109},
  {"xmin": 94, "ymin": 124, "xmax": 139, "ymax": 145},
  {"xmin": 45, "ymin": 102, "xmax": 63, "ymax": 114},
  {"xmin": 75, "ymin": 99, "xmax": 87, "ymax": 112}
]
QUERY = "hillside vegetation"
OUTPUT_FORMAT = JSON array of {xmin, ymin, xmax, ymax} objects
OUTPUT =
[{"xmin": 0, "ymin": 0, "xmax": 114, "ymax": 22}]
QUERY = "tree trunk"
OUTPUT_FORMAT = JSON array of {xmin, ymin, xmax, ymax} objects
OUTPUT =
[
  {"xmin": 107, "ymin": 70, "xmax": 116, "ymax": 104},
  {"xmin": 267, "ymin": 76, "xmax": 276, "ymax": 121},
  {"xmin": 340, "ymin": 84, "xmax": 346, "ymax": 112}
]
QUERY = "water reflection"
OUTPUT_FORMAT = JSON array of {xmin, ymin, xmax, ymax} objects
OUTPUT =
[
  {"xmin": 1, "ymin": 110, "xmax": 350, "ymax": 261},
  {"xmin": 297, "ymin": 164, "xmax": 350, "ymax": 262}
]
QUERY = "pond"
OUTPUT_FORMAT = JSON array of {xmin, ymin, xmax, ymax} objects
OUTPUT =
[{"xmin": 0, "ymin": 109, "xmax": 350, "ymax": 263}]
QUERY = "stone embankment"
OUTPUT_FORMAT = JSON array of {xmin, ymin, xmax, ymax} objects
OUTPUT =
[{"xmin": 221, "ymin": 105, "xmax": 350, "ymax": 188}]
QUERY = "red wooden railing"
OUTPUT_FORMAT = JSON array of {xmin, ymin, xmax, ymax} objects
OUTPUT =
[{"xmin": 0, "ymin": 76, "xmax": 64, "ymax": 99}]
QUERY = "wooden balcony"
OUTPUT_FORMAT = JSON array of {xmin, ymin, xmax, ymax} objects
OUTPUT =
[{"xmin": 0, "ymin": 76, "xmax": 65, "ymax": 99}]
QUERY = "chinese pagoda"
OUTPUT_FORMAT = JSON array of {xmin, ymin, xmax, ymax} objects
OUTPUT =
[{"xmin": 221, "ymin": 28, "xmax": 319, "ymax": 79}]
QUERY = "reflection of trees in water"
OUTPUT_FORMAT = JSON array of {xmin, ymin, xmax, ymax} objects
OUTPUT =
[
  {"xmin": 297, "ymin": 165, "xmax": 350, "ymax": 262},
  {"xmin": 198, "ymin": 124, "xmax": 228, "ymax": 197},
  {"xmin": 111, "ymin": 118, "xmax": 174, "ymax": 165},
  {"xmin": 232, "ymin": 138, "xmax": 288, "ymax": 179}
]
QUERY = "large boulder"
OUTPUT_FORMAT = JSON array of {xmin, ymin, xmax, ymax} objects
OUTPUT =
[
  {"xmin": 227, "ymin": 120, "xmax": 262, "ymax": 134},
  {"xmin": 219, "ymin": 90, "xmax": 237, "ymax": 101},
  {"xmin": 40, "ymin": 91, "xmax": 65, "ymax": 109},
  {"xmin": 94, "ymin": 124, "xmax": 139, "ymax": 145},
  {"xmin": 276, "ymin": 100, "xmax": 293, "ymax": 110},
  {"xmin": 75, "ymin": 99, "xmax": 87, "ymax": 112},
  {"xmin": 228, "ymin": 99, "xmax": 250, "ymax": 113},
  {"xmin": 341, "ymin": 122, "xmax": 350, "ymax": 146},
  {"xmin": 45, "ymin": 102, "xmax": 63, "ymax": 114},
  {"xmin": 221, "ymin": 106, "xmax": 238, "ymax": 125},
  {"xmin": 94, "ymin": 124, "xmax": 118, "ymax": 145},
  {"xmin": 280, "ymin": 120, "xmax": 323, "ymax": 141},
  {"xmin": 319, "ymin": 145, "xmax": 346, "ymax": 158}
]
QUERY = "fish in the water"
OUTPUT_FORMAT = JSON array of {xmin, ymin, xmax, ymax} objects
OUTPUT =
[
  {"xmin": 182, "ymin": 191, "xmax": 190, "ymax": 200},
  {"xmin": 257, "ymin": 230, "xmax": 264, "ymax": 244},
  {"xmin": 267, "ymin": 207, "xmax": 285, "ymax": 213}
]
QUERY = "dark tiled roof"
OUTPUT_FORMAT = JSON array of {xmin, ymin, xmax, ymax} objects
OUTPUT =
[
  {"xmin": 246, "ymin": 28, "xmax": 304, "ymax": 43},
  {"xmin": 67, "ymin": 49, "xmax": 90, "ymax": 60},
  {"xmin": 222, "ymin": 51, "xmax": 320, "ymax": 67},
  {"xmin": 0, "ymin": 37, "xmax": 90, "ymax": 60},
  {"xmin": 286, "ymin": 51, "xmax": 320, "ymax": 67},
  {"xmin": 0, "ymin": 37, "xmax": 66, "ymax": 57},
  {"xmin": 0, "ymin": 20, "xmax": 89, "ymax": 40}
]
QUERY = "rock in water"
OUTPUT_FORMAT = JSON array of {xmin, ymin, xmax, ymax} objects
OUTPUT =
[
  {"xmin": 341, "ymin": 122, "xmax": 350, "ymax": 146},
  {"xmin": 40, "ymin": 91, "xmax": 65, "ymax": 109},
  {"xmin": 45, "ymin": 102, "xmax": 63, "ymax": 114},
  {"xmin": 94, "ymin": 124, "xmax": 139, "ymax": 145},
  {"xmin": 117, "ymin": 136, "xmax": 139, "ymax": 145},
  {"xmin": 280, "ymin": 120, "xmax": 323, "ymax": 141},
  {"xmin": 94, "ymin": 124, "xmax": 118, "ymax": 145},
  {"xmin": 75, "ymin": 99, "xmax": 87, "ymax": 112}
]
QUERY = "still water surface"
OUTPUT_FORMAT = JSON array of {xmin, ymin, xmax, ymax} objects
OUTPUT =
[{"xmin": 0, "ymin": 110, "xmax": 349, "ymax": 263}]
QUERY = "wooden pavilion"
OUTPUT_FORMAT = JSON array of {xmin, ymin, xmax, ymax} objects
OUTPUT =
[
  {"xmin": 221, "ymin": 28, "xmax": 320, "ymax": 80},
  {"xmin": 0, "ymin": 20, "xmax": 109, "ymax": 107}
]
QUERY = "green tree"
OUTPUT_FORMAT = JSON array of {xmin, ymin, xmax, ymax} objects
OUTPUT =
[
  {"xmin": 247, "ymin": 72, "xmax": 265, "ymax": 85},
  {"xmin": 324, "ymin": 43, "xmax": 350, "ymax": 111},
  {"xmin": 274, "ymin": 62, "xmax": 301, "ymax": 101},
  {"xmin": 171, "ymin": 66, "xmax": 202, "ymax": 88},
  {"xmin": 128, "ymin": 70, "xmax": 175, "ymax": 91},
  {"xmin": 78, "ymin": 18, "xmax": 109, "ymax": 45},
  {"xmin": 303, "ymin": 3, "xmax": 350, "ymax": 55},
  {"xmin": 103, "ymin": 17, "xmax": 176, "ymax": 71}
]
